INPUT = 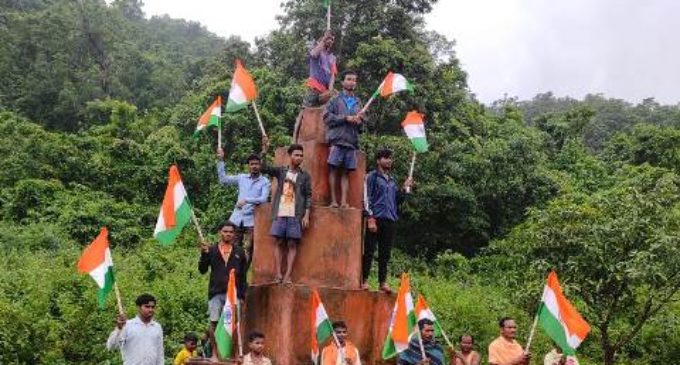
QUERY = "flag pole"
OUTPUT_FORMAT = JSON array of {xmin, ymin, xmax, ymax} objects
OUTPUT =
[
  {"xmin": 406, "ymin": 152, "xmax": 416, "ymax": 193},
  {"xmin": 359, "ymin": 94, "xmax": 376, "ymax": 114},
  {"xmin": 439, "ymin": 325, "xmax": 455, "ymax": 350},
  {"xmin": 237, "ymin": 302, "xmax": 244, "ymax": 358},
  {"xmin": 217, "ymin": 122, "xmax": 222, "ymax": 149},
  {"xmin": 414, "ymin": 326, "xmax": 427, "ymax": 360},
  {"xmin": 524, "ymin": 313, "xmax": 539, "ymax": 352},
  {"xmin": 251, "ymin": 101, "xmax": 267, "ymax": 137},
  {"xmin": 326, "ymin": 0, "xmax": 331, "ymax": 30},
  {"xmin": 330, "ymin": 331, "xmax": 347, "ymax": 364},
  {"xmin": 190, "ymin": 208, "xmax": 206, "ymax": 243},
  {"xmin": 113, "ymin": 281, "xmax": 125, "ymax": 316}
]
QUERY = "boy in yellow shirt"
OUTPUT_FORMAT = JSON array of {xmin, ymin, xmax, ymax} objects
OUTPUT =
[{"xmin": 174, "ymin": 332, "xmax": 198, "ymax": 365}]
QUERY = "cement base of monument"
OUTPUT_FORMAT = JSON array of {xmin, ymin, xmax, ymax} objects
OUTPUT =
[
  {"xmin": 243, "ymin": 284, "xmax": 396, "ymax": 365},
  {"xmin": 252, "ymin": 203, "xmax": 363, "ymax": 289}
]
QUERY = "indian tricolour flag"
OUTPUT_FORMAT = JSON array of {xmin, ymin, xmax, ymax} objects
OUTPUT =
[
  {"xmin": 537, "ymin": 271, "xmax": 591, "ymax": 355},
  {"xmin": 374, "ymin": 71, "xmax": 413, "ymax": 98},
  {"xmin": 153, "ymin": 165, "xmax": 192, "ymax": 245},
  {"xmin": 310, "ymin": 289, "xmax": 334, "ymax": 364},
  {"xmin": 194, "ymin": 95, "xmax": 221, "ymax": 136},
  {"xmin": 382, "ymin": 273, "xmax": 416, "ymax": 359},
  {"xmin": 401, "ymin": 111, "xmax": 428, "ymax": 153},
  {"xmin": 215, "ymin": 269, "xmax": 239, "ymax": 359},
  {"xmin": 415, "ymin": 294, "xmax": 445, "ymax": 338},
  {"xmin": 77, "ymin": 227, "xmax": 115, "ymax": 309},
  {"xmin": 226, "ymin": 59, "xmax": 258, "ymax": 113}
]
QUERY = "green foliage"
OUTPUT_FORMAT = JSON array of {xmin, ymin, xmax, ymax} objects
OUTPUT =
[
  {"xmin": 486, "ymin": 164, "xmax": 680, "ymax": 364},
  {"xmin": 1, "ymin": 1, "xmax": 680, "ymax": 364}
]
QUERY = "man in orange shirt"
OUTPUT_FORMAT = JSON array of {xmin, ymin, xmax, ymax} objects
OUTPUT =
[
  {"xmin": 321, "ymin": 321, "xmax": 361, "ymax": 365},
  {"xmin": 488, "ymin": 317, "xmax": 531, "ymax": 365}
]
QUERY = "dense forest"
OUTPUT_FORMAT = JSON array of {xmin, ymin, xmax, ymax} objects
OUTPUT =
[{"xmin": 1, "ymin": 0, "xmax": 679, "ymax": 364}]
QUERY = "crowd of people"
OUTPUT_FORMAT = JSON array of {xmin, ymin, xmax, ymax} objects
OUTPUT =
[
  {"xmin": 107, "ymin": 292, "xmax": 580, "ymax": 365},
  {"xmin": 103, "ymin": 29, "xmax": 576, "ymax": 365}
]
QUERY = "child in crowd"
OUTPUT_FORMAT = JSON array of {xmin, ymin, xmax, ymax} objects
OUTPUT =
[
  {"xmin": 243, "ymin": 331, "xmax": 272, "ymax": 365},
  {"xmin": 174, "ymin": 332, "xmax": 198, "ymax": 365}
]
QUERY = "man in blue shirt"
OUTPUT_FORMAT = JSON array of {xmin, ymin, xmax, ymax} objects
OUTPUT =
[
  {"xmin": 362, "ymin": 148, "xmax": 413, "ymax": 293},
  {"xmin": 217, "ymin": 147, "xmax": 271, "ymax": 266},
  {"xmin": 323, "ymin": 70, "xmax": 365, "ymax": 208}
]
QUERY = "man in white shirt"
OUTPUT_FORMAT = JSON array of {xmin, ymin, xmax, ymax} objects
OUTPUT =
[{"xmin": 106, "ymin": 293, "xmax": 164, "ymax": 365}]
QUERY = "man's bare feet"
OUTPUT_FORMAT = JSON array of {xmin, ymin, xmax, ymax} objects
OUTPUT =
[
  {"xmin": 340, "ymin": 203, "xmax": 350, "ymax": 209},
  {"xmin": 360, "ymin": 282, "xmax": 369, "ymax": 290},
  {"xmin": 282, "ymin": 276, "xmax": 292, "ymax": 285},
  {"xmin": 210, "ymin": 355, "xmax": 220, "ymax": 362},
  {"xmin": 329, "ymin": 202, "xmax": 339, "ymax": 208}
]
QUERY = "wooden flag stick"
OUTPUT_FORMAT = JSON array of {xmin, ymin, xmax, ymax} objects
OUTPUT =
[
  {"xmin": 217, "ymin": 123, "xmax": 222, "ymax": 149},
  {"xmin": 113, "ymin": 282, "xmax": 125, "ymax": 316},
  {"xmin": 190, "ymin": 208, "xmax": 206, "ymax": 243},
  {"xmin": 251, "ymin": 101, "xmax": 267, "ymax": 137},
  {"xmin": 406, "ymin": 152, "xmax": 416, "ymax": 193},
  {"xmin": 414, "ymin": 326, "xmax": 428, "ymax": 360},
  {"xmin": 330, "ymin": 330, "xmax": 347, "ymax": 364},
  {"xmin": 439, "ymin": 326, "xmax": 455, "ymax": 350},
  {"xmin": 326, "ymin": 0, "xmax": 331, "ymax": 30},
  {"xmin": 359, "ymin": 94, "xmax": 376, "ymax": 114},
  {"xmin": 237, "ymin": 303, "xmax": 244, "ymax": 358},
  {"xmin": 524, "ymin": 313, "xmax": 539, "ymax": 352}
]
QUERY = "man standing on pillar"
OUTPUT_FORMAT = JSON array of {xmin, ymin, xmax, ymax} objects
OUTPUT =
[
  {"xmin": 321, "ymin": 321, "xmax": 362, "ymax": 365},
  {"xmin": 261, "ymin": 138, "xmax": 312, "ymax": 284},
  {"xmin": 294, "ymin": 30, "xmax": 337, "ymax": 141},
  {"xmin": 362, "ymin": 148, "xmax": 413, "ymax": 293},
  {"xmin": 216, "ymin": 147, "xmax": 271, "ymax": 267},
  {"xmin": 323, "ymin": 70, "xmax": 365, "ymax": 209},
  {"xmin": 198, "ymin": 222, "xmax": 248, "ymax": 362}
]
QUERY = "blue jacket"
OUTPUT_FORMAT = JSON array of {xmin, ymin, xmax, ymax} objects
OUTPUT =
[
  {"xmin": 364, "ymin": 170, "xmax": 408, "ymax": 222},
  {"xmin": 323, "ymin": 91, "xmax": 365, "ymax": 149}
]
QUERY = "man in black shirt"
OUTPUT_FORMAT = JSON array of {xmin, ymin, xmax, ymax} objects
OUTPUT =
[{"xmin": 199, "ymin": 221, "xmax": 247, "ymax": 361}]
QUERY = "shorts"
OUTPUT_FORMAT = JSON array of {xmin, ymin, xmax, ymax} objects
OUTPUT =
[
  {"xmin": 208, "ymin": 294, "xmax": 226, "ymax": 322},
  {"xmin": 270, "ymin": 216, "xmax": 302, "ymax": 241},
  {"xmin": 327, "ymin": 145, "xmax": 357, "ymax": 170}
]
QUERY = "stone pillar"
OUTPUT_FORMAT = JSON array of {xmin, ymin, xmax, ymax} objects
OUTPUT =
[{"xmin": 245, "ymin": 107, "xmax": 392, "ymax": 365}]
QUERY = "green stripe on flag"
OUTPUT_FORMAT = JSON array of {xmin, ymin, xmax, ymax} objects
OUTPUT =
[
  {"xmin": 382, "ymin": 333, "xmax": 397, "ymax": 359},
  {"xmin": 538, "ymin": 303, "xmax": 576, "ymax": 355},
  {"xmin": 226, "ymin": 100, "xmax": 248, "ymax": 113},
  {"xmin": 411, "ymin": 137, "xmax": 428, "ymax": 153},
  {"xmin": 317, "ymin": 318, "xmax": 333, "ymax": 343},
  {"xmin": 215, "ymin": 311, "xmax": 234, "ymax": 359},
  {"xmin": 154, "ymin": 199, "xmax": 192, "ymax": 245},
  {"xmin": 97, "ymin": 266, "xmax": 115, "ymax": 309},
  {"xmin": 193, "ymin": 115, "xmax": 220, "ymax": 137}
]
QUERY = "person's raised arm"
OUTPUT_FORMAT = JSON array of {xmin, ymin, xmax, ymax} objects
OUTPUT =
[
  {"xmin": 106, "ymin": 314, "xmax": 127, "ymax": 351},
  {"xmin": 310, "ymin": 30, "xmax": 331, "ymax": 58},
  {"xmin": 259, "ymin": 135, "xmax": 278, "ymax": 177},
  {"xmin": 216, "ymin": 147, "xmax": 239, "ymax": 185}
]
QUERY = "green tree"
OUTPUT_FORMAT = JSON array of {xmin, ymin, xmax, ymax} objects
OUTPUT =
[{"xmin": 487, "ymin": 165, "xmax": 680, "ymax": 365}]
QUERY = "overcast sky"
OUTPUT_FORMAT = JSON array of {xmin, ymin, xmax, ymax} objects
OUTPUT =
[{"xmin": 141, "ymin": 0, "xmax": 680, "ymax": 105}]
